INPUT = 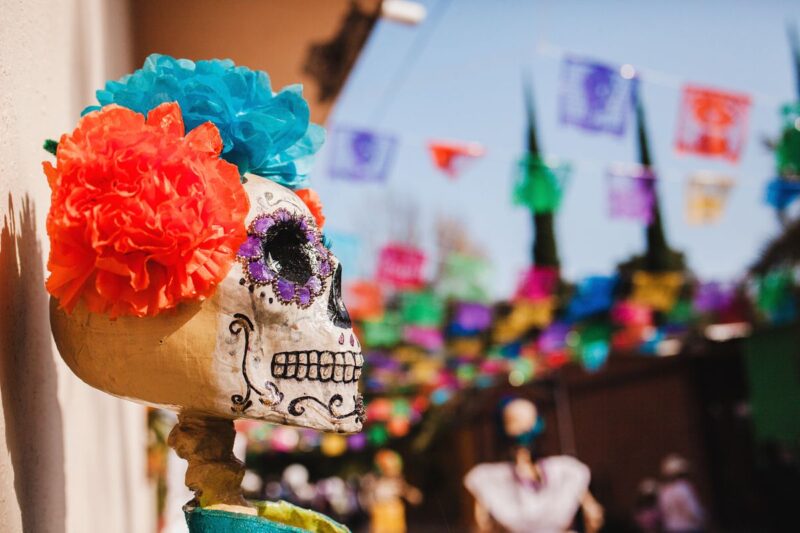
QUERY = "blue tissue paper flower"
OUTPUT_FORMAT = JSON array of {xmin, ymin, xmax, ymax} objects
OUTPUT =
[
  {"xmin": 765, "ymin": 178, "xmax": 800, "ymax": 210},
  {"xmin": 567, "ymin": 275, "xmax": 617, "ymax": 320},
  {"xmin": 86, "ymin": 54, "xmax": 325, "ymax": 189}
]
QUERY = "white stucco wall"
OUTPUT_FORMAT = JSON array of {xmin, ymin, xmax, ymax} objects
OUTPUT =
[{"xmin": 0, "ymin": 1, "xmax": 153, "ymax": 532}]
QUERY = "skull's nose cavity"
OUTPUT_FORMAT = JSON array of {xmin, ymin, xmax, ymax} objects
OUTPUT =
[{"xmin": 327, "ymin": 263, "xmax": 352, "ymax": 328}]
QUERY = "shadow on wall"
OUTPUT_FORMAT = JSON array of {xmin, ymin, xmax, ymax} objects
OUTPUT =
[{"xmin": 0, "ymin": 194, "xmax": 66, "ymax": 533}]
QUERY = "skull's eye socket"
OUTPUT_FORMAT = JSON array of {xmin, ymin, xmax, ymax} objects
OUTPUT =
[
  {"xmin": 238, "ymin": 209, "xmax": 333, "ymax": 307},
  {"xmin": 263, "ymin": 221, "xmax": 314, "ymax": 284}
]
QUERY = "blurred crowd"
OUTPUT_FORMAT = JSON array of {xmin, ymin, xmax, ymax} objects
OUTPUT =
[{"xmin": 243, "ymin": 450, "xmax": 421, "ymax": 533}]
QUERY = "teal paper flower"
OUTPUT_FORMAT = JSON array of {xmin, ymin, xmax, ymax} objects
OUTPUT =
[{"xmin": 86, "ymin": 54, "xmax": 324, "ymax": 189}]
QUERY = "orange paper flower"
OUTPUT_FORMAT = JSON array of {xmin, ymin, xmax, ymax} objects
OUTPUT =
[
  {"xmin": 45, "ymin": 102, "xmax": 249, "ymax": 317},
  {"xmin": 295, "ymin": 188, "xmax": 326, "ymax": 229}
]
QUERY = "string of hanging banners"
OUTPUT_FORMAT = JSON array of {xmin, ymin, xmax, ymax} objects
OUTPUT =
[{"xmin": 324, "ymin": 42, "xmax": 797, "ymax": 223}]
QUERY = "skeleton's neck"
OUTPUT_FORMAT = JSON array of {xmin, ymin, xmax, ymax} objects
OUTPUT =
[
  {"xmin": 513, "ymin": 447, "xmax": 543, "ymax": 484},
  {"xmin": 168, "ymin": 413, "xmax": 253, "ymax": 511}
]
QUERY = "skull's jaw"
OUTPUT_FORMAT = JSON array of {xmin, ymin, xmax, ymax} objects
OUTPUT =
[
  {"xmin": 282, "ymin": 389, "xmax": 365, "ymax": 434},
  {"xmin": 268, "ymin": 350, "xmax": 366, "ymax": 433},
  {"xmin": 229, "ymin": 390, "xmax": 364, "ymax": 434},
  {"xmin": 232, "ymin": 387, "xmax": 364, "ymax": 434}
]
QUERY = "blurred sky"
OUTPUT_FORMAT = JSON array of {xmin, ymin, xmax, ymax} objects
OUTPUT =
[{"xmin": 311, "ymin": 0, "xmax": 799, "ymax": 298}]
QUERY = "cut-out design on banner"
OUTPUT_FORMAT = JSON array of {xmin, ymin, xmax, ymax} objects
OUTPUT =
[
  {"xmin": 559, "ymin": 56, "xmax": 637, "ymax": 136},
  {"xmin": 427, "ymin": 140, "xmax": 485, "ymax": 178},
  {"xmin": 675, "ymin": 85, "xmax": 751, "ymax": 162},
  {"xmin": 685, "ymin": 172, "xmax": 734, "ymax": 225},
  {"xmin": 328, "ymin": 127, "xmax": 397, "ymax": 182},
  {"xmin": 513, "ymin": 155, "xmax": 570, "ymax": 213},
  {"xmin": 607, "ymin": 164, "xmax": 656, "ymax": 223},
  {"xmin": 375, "ymin": 243, "xmax": 426, "ymax": 290}
]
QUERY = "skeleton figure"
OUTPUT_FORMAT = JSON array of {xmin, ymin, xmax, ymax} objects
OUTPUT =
[
  {"xmin": 43, "ymin": 53, "xmax": 363, "ymax": 532},
  {"xmin": 51, "ymin": 176, "xmax": 365, "ymax": 509}
]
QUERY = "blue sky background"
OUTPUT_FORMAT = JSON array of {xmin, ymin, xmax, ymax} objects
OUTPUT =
[{"xmin": 311, "ymin": 0, "xmax": 799, "ymax": 298}]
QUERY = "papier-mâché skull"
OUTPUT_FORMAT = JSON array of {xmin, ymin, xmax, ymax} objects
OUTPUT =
[{"xmin": 51, "ymin": 176, "xmax": 365, "ymax": 434}]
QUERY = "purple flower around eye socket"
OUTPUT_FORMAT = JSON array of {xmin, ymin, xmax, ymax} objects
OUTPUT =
[
  {"xmin": 252, "ymin": 215, "xmax": 275, "ymax": 235},
  {"xmin": 238, "ymin": 236, "xmax": 263, "ymax": 259},
  {"xmin": 318, "ymin": 260, "xmax": 331, "ymax": 278},
  {"xmin": 238, "ymin": 208, "xmax": 333, "ymax": 308},
  {"xmin": 306, "ymin": 276, "xmax": 322, "ymax": 294},
  {"xmin": 296, "ymin": 286, "xmax": 311, "ymax": 306},
  {"xmin": 248, "ymin": 261, "xmax": 274, "ymax": 283},
  {"xmin": 276, "ymin": 278, "xmax": 296, "ymax": 302}
]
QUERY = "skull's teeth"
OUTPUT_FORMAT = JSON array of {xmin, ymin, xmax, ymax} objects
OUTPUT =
[{"xmin": 271, "ymin": 350, "xmax": 363, "ymax": 383}]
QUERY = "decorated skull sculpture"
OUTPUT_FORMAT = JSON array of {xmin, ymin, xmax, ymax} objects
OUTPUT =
[
  {"xmin": 220, "ymin": 176, "xmax": 365, "ymax": 432},
  {"xmin": 51, "ymin": 176, "xmax": 364, "ymax": 433},
  {"xmin": 47, "ymin": 55, "xmax": 365, "ymax": 434}
]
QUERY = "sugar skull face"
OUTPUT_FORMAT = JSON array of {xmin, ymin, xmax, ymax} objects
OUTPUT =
[
  {"xmin": 51, "ymin": 177, "xmax": 364, "ymax": 434},
  {"xmin": 216, "ymin": 176, "xmax": 364, "ymax": 432}
]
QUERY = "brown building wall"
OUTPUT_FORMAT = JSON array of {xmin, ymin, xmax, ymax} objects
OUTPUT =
[
  {"xmin": 565, "ymin": 358, "xmax": 713, "ymax": 525},
  {"xmin": 0, "ymin": 1, "xmax": 153, "ymax": 532},
  {"xmin": 130, "ymin": 0, "xmax": 381, "ymax": 125}
]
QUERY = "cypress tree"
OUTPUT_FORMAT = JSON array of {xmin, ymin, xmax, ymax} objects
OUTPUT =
[
  {"xmin": 620, "ymin": 95, "xmax": 684, "ymax": 273},
  {"xmin": 790, "ymin": 22, "xmax": 800, "ymax": 101},
  {"xmin": 524, "ymin": 77, "xmax": 560, "ymax": 268}
]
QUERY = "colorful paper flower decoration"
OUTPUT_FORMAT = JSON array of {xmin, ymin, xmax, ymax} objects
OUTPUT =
[
  {"xmin": 45, "ymin": 102, "xmax": 249, "ymax": 317},
  {"xmin": 295, "ymin": 188, "xmax": 326, "ymax": 229},
  {"xmin": 513, "ymin": 155, "xmax": 569, "ymax": 213},
  {"xmin": 87, "ymin": 54, "xmax": 325, "ymax": 189},
  {"xmin": 765, "ymin": 177, "xmax": 800, "ymax": 210}
]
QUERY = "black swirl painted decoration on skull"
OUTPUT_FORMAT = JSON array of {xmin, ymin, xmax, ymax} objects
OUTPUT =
[
  {"xmin": 229, "ymin": 313, "xmax": 284, "ymax": 413},
  {"xmin": 287, "ymin": 393, "xmax": 366, "ymax": 425},
  {"xmin": 237, "ymin": 208, "xmax": 333, "ymax": 308}
]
